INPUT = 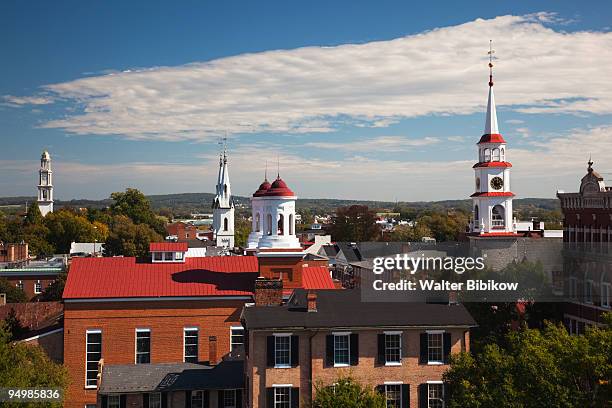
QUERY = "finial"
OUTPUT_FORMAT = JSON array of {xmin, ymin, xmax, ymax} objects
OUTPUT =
[
  {"xmin": 488, "ymin": 40, "xmax": 495, "ymax": 87},
  {"xmin": 277, "ymin": 155, "xmax": 280, "ymax": 179},
  {"xmin": 222, "ymin": 131, "xmax": 228, "ymax": 162},
  {"xmin": 264, "ymin": 161, "xmax": 268, "ymax": 181},
  {"xmin": 588, "ymin": 155, "xmax": 594, "ymax": 172}
]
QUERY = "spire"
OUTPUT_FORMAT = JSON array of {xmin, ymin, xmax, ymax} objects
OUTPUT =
[
  {"xmin": 484, "ymin": 40, "xmax": 499, "ymax": 135},
  {"xmin": 588, "ymin": 156, "xmax": 594, "ymax": 173}
]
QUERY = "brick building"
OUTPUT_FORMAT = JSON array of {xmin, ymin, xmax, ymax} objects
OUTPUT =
[
  {"xmin": 0, "ymin": 267, "xmax": 62, "ymax": 300},
  {"xmin": 0, "ymin": 242, "xmax": 29, "ymax": 263},
  {"xmin": 242, "ymin": 288, "xmax": 475, "ymax": 408},
  {"xmin": 166, "ymin": 222, "xmax": 201, "ymax": 242},
  {"xmin": 557, "ymin": 160, "xmax": 612, "ymax": 332},
  {"xmin": 62, "ymin": 242, "xmax": 335, "ymax": 408}
]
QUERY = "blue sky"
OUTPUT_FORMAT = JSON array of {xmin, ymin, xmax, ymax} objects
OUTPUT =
[{"xmin": 1, "ymin": 1, "xmax": 612, "ymax": 201}]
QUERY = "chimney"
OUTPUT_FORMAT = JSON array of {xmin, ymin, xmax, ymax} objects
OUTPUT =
[
  {"xmin": 307, "ymin": 291, "xmax": 317, "ymax": 312},
  {"xmin": 208, "ymin": 336, "xmax": 218, "ymax": 365},
  {"xmin": 254, "ymin": 277, "xmax": 283, "ymax": 306},
  {"xmin": 0, "ymin": 293, "xmax": 6, "ymax": 306}
]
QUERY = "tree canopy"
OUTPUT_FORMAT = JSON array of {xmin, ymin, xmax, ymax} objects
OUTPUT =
[
  {"xmin": 311, "ymin": 376, "xmax": 386, "ymax": 408},
  {"xmin": 109, "ymin": 188, "xmax": 166, "ymax": 235},
  {"xmin": 0, "ymin": 278, "xmax": 27, "ymax": 303},
  {"xmin": 104, "ymin": 215, "xmax": 162, "ymax": 258},
  {"xmin": 331, "ymin": 205, "xmax": 380, "ymax": 242}
]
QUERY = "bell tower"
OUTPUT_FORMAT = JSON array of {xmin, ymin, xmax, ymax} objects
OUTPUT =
[
  {"xmin": 37, "ymin": 150, "xmax": 54, "ymax": 217},
  {"xmin": 212, "ymin": 141, "xmax": 235, "ymax": 248},
  {"xmin": 470, "ymin": 42, "xmax": 516, "ymax": 236}
]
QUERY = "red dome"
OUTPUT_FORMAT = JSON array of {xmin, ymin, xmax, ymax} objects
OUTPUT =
[
  {"xmin": 478, "ymin": 133, "xmax": 506, "ymax": 144},
  {"xmin": 253, "ymin": 179, "xmax": 271, "ymax": 197},
  {"xmin": 265, "ymin": 177, "xmax": 295, "ymax": 197}
]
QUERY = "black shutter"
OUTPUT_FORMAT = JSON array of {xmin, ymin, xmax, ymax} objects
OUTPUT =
[
  {"xmin": 349, "ymin": 333, "xmax": 359, "ymax": 366},
  {"xmin": 291, "ymin": 387, "xmax": 300, "ymax": 408},
  {"xmin": 204, "ymin": 391, "xmax": 210, "ymax": 408},
  {"xmin": 401, "ymin": 384, "xmax": 410, "ymax": 408},
  {"xmin": 244, "ymin": 329, "xmax": 249, "ymax": 357},
  {"xmin": 236, "ymin": 389, "xmax": 243, "ymax": 408},
  {"xmin": 325, "ymin": 335, "xmax": 334, "ymax": 366},
  {"xmin": 419, "ymin": 333, "xmax": 428, "ymax": 364},
  {"xmin": 143, "ymin": 393, "xmax": 149, "ymax": 408},
  {"xmin": 377, "ymin": 334, "xmax": 386, "ymax": 365},
  {"xmin": 267, "ymin": 336, "xmax": 275, "ymax": 367},
  {"xmin": 185, "ymin": 391, "xmax": 192, "ymax": 408},
  {"xmin": 218, "ymin": 390, "xmax": 224, "ymax": 408},
  {"xmin": 443, "ymin": 333, "xmax": 452, "ymax": 363},
  {"xmin": 161, "ymin": 392, "xmax": 168, "ymax": 408},
  {"xmin": 120, "ymin": 394, "xmax": 127, "ymax": 408},
  {"xmin": 418, "ymin": 384, "xmax": 427, "ymax": 408},
  {"xmin": 101, "ymin": 395, "xmax": 108, "ymax": 408},
  {"xmin": 291, "ymin": 335, "xmax": 299, "ymax": 367},
  {"xmin": 266, "ymin": 388, "xmax": 274, "ymax": 408}
]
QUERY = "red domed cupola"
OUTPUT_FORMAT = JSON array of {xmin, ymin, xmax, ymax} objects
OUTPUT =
[
  {"xmin": 253, "ymin": 179, "xmax": 272, "ymax": 197},
  {"xmin": 265, "ymin": 176, "xmax": 295, "ymax": 197}
]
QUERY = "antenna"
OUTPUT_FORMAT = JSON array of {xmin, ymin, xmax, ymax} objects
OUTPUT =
[
  {"xmin": 277, "ymin": 155, "xmax": 280, "ymax": 178},
  {"xmin": 265, "ymin": 160, "xmax": 268, "ymax": 181},
  {"xmin": 488, "ymin": 40, "xmax": 495, "ymax": 87}
]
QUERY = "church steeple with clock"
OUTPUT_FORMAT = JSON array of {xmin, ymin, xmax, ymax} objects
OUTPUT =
[{"xmin": 470, "ymin": 43, "xmax": 516, "ymax": 236}]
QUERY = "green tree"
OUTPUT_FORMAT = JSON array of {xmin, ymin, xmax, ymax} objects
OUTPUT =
[
  {"xmin": 40, "ymin": 273, "xmax": 67, "ymax": 302},
  {"xmin": 0, "ymin": 278, "xmax": 27, "ymax": 303},
  {"xmin": 109, "ymin": 188, "xmax": 166, "ymax": 235},
  {"xmin": 44, "ymin": 209, "xmax": 100, "ymax": 253},
  {"xmin": 417, "ymin": 210, "xmax": 468, "ymax": 242},
  {"xmin": 0, "ymin": 323, "xmax": 68, "ymax": 407},
  {"xmin": 234, "ymin": 218, "xmax": 251, "ymax": 248},
  {"xmin": 104, "ymin": 215, "xmax": 162, "ymax": 257},
  {"xmin": 24, "ymin": 203, "xmax": 43, "ymax": 225},
  {"xmin": 22, "ymin": 223, "xmax": 54, "ymax": 257},
  {"xmin": 387, "ymin": 223, "xmax": 433, "ymax": 242},
  {"xmin": 3, "ymin": 308, "xmax": 25, "ymax": 339},
  {"xmin": 444, "ymin": 317, "xmax": 612, "ymax": 408},
  {"xmin": 331, "ymin": 205, "xmax": 379, "ymax": 242},
  {"xmin": 311, "ymin": 376, "xmax": 386, "ymax": 408}
]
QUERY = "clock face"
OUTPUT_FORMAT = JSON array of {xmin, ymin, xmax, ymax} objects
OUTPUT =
[{"xmin": 490, "ymin": 176, "xmax": 504, "ymax": 190}]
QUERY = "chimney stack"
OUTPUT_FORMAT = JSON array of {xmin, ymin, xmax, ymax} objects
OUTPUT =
[
  {"xmin": 208, "ymin": 336, "xmax": 218, "ymax": 365},
  {"xmin": 254, "ymin": 277, "xmax": 283, "ymax": 306},
  {"xmin": 307, "ymin": 291, "xmax": 317, "ymax": 312}
]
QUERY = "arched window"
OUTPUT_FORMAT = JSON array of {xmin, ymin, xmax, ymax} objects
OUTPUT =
[
  {"xmin": 278, "ymin": 214, "xmax": 284, "ymax": 235},
  {"xmin": 289, "ymin": 214, "xmax": 294, "ymax": 235},
  {"xmin": 224, "ymin": 217, "xmax": 228, "ymax": 231},
  {"xmin": 266, "ymin": 214, "xmax": 272, "ymax": 235},
  {"xmin": 500, "ymin": 148, "xmax": 505, "ymax": 161},
  {"xmin": 484, "ymin": 148, "xmax": 491, "ymax": 162},
  {"xmin": 492, "ymin": 205, "xmax": 505, "ymax": 228},
  {"xmin": 474, "ymin": 205, "xmax": 479, "ymax": 226},
  {"xmin": 224, "ymin": 184, "xmax": 228, "ymax": 195},
  {"xmin": 492, "ymin": 148, "xmax": 500, "ymax": 161},
  {"xmin": 256, "ymin": 213, "xmax": 260, "ymax": 232}
]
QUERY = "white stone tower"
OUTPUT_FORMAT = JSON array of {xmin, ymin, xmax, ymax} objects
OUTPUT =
[
  {"xmin": 470, "ymin": 43, "xmax": 515, "ymax": 236},
  {"xmin": 247, "ymin": 174, "xmax": 271, "ymax": 250},
  {"xmin": 256, "ymin": 174, "xmax": 301, "ymax": 250},
  {"xmin": 37, "ymin": 150, "xmax": 54, "ymax": 217},
  {"xmin": 212, "ymin": 147, "xmax": 235, "ymax": 248}
]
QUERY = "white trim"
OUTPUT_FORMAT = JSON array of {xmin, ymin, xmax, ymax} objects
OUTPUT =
[
  {"xmin": 331, "ymin": 331, "xmax": 351, "ymax": 336},
  {"xmin": 85, "ymin": 329, "xmax": 102, "ymax": 389},
  {"xmin": 426, "ymin": 380, "xmax": 444, "ymax": 384},
  {"xmin": 273, "ymin": 334, "xmax": 292, "ymax": 368},
  {"xmin": 135, "ymin": 328, "xmax": 151, "ymax": 364},
  {"xmin": 383, "ymin": 331, "xmax": 402, "ymax": 335},
  {"xmin": 273, "ymin": 332, "xmax": 292, "ymax": 337},
  {"xmin": 64, "ymin": 296, "xmax": 253, "ymax": 303},
  {"xmin": 20, "ymin": 327, "xmax": 63, "ymax": 342},
  {"xmin": 272, "ymin": 384, "xmax": 293, "ymax": 387},
  {"xmin": 332, "ymin": 332, "xmax": 351, "ymax": 367},
  {"xmin": 256, "ymin": 251, "xmax": 305, "ymax": 258},
  {"xmin": 385, "ymin": 362, "xmax": 402, "ymax": 367},
  {"xmin": 183, "ymin": 327, "xmax": 199, "ymax": 363},
  {"xmin": 426, "ymin": 330, "xmax": 445, "ymax": 334},
  {"xmin": 383, "ymin": 381, "xmax": 403, "ymax": 385}
]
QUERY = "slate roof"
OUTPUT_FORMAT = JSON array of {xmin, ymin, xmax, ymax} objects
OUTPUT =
[
  {"xmin": 98, "ymin": 360, "xmax": 244, "ymax": 394},
  {"xmin": 335, "ymin": 243, "xmax": 362, "ymax": 263},
  {"xmin": 63, "ymin": 256, "xmax": 335, "ymax": 300},
  {"xmin": 242, "ymin": 289, "xmax": 476, "ymax": 330}
]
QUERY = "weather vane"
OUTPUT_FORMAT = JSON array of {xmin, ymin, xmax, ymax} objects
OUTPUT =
[{"xmin": 488, "ymin": 40, "xmax": 495, "ymax": 87}]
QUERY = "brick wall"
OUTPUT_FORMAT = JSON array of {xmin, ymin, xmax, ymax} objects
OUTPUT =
[
  {"xmin": 3, "ymin": 275, "xmax": 57, "ymax": 300},
  {"xmin": 63, "ymin": 299, "xmax": 245, "ymax": 408},
  {"xmin": 247, "ymin": 327, "xmax": 469, "ymax": 408}
]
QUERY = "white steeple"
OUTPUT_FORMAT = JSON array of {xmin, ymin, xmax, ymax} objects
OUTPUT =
[
  {"xmin": 37, "ymin": 150, "xmax": 54, "ymax": 217},
  {"xmin": 484, "ymin": 84, "xmax": 499, "ymax": 135},
  {"xmin": 212, "ymin": 142, "xmax": 235, "ymax": 248}
]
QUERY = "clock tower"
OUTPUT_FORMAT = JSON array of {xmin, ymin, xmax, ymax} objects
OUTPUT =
[
  {"xmin": 470, "ymin": 45, "xmax": 516, "ymax": 236},
  {"xmin": 37, "ymin": 150, "xmax": 54, "ymax": 217}
]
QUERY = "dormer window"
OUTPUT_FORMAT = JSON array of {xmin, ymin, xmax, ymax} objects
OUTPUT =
[{"xmin": 150, "ymin": 242, "xmax": 188, "ymax": 263}]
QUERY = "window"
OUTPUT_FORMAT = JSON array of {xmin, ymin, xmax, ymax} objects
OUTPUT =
[
  {"xmin": 175, "ymin": 251, "xmax": 183, "ymax": 260},
  {"xmin": 278, "ymin": 214, "xmax": 284, "ymax": 235},
  {"xmin": 224, "ymin": 217, "xmax": 229, "ymax": 231},
  {"xmin": 492, "ymin": 148, "xmax": 500, "ymax": 161},
  {"xmin": 223, "ymin": 389, "xmax": 236, "ymax": 408},
  {"xmin": 491, "ymin": 205, "xmax": 505, "ymax": 227},
  {"xmin": 385, "ymin": 384, "xmax": 402, "ymax": 408},
  {"xmin": 230, "ymin": 326, "xmax": 244, "ymax": 352},
  {"xmin": 85, "ymin": 330, "xmax": 102, "ymax": 387},
  {"xmin": 16, "ymin": 281, "xmax": 24, "ymax": 291},
  {"xmin": 164, "ymin": 252, "xmax": 174, "ymax": 261},
  {"xmin": 191, "ymin": 391, "xmax": 205, "ymax": 408},
  {"xmin": 585, "ymin": 280, "xmax": 593, "ymax": 304},
  {"xmin": 602, "ymin": 282, "xmax": 611, "ymax": 308},
  {"xmin": 274, "ymin": 335, "xmax": 290, "ymax": 368},
  {"xmin": 153, "ymin": 252, "xmax": 162, "ymax": 261},
  {"xmin": 428, "ymin": 383, "xmax": 444, "ymax": 408},
  {"xmin": 500, "ymin": 148, "xmax": 505, "ymax": 161},
  {"xmin": 333, "ymin": 334, "xmax": 350, "ymax": 366},
  {"xmin": 385, "ymin": 333, "xmax": 402, "ymax": 365},
  {"xmin": 184, "ymin": 328, "xmax": 198, "ymax": 363},
  {"xmin": 34, "ymin": 280, "xmax": 42, "ymax": 294},
  {"xmin": 136, "ymin": 329, "xmax": 151, "ymax": 364},
  {"xmin": 267, "ymin": 214, "xmax": 272, "ymax": 235},
  {"xmin": 428, "ymin": 333, "xmax": 443, "ymax": 364},
  {"xmin": 569, "ymin": 277, "xmax": 578, "ymax": 299},
  {"xmin": 289, "ymin": 214, "xmax": 294, "ymax": 235},
  {"xmin": 149, "ymin": 393, "xmax": 161, "ymax": 408},
  {"xmin": 483, "ymin": 148, "xmax": 491, "ymax": 162},
  {"xmin": 108, "ymin": 395, "xmax": 121, "ymax": 408},
  {"xmin": 274, "ymin": 387, "xmax": 291, "ymax": 408}
]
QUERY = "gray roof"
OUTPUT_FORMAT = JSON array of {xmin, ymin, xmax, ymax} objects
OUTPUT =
[
  {"xmin": 99, "ymin": 360, "xmax": 244, "ymax": 394},
  {"xmin": 336, "ymin": 243, "xmax": 362, "ymax": 262},
  {"xmin": 242, "ymin": 289, "xmax": 476, "ymax": 330}
]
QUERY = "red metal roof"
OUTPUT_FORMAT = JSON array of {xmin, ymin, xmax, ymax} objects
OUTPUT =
[
  {"xmin": 253, "ymin": 179, "xmax": 272, "ymax": 197},
  {"xmin": 477, "ymin": 232, "xmax": 521, "ymax": 237},
  {"xmin": 473, "ymin": 161, "xmax": 512, "ymax": 168},
  {"xmin": 265, "ymin": 177, "xmax": 295, "ymax": 197},
  {"xmin": 477, "ymin": 133, "xmax": 506, "ymax": 144},
  {"xmin": 149, "ymin": 242, "xmax": 188, "ymax": 252},
  {"xmin": 63, "ymin": 256, "xmax": 334, "ymax": 300},
  {"xmin": 470, "ymin": 192, "xmax": 515, "ymax": 197}
]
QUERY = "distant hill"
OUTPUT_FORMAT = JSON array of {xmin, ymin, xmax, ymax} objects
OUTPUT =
[{"xmin": 0, "ymin": 193, "xmax": 560, "ymax": 216}]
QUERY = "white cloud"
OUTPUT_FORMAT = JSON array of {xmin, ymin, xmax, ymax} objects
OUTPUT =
[
  {"xmin": 10, "ymin": 13, "xmax": 607, "ymax": 142},
  {"xmin": 2, "ymin": 95, "xmax": 54, "ymax": 107},
  {"xmin": 304, "ymin": 135, "xmax": 440, "ymax": 152},
  {"xmin": 447, "ymin": 136, "xmax": 466, "ymax": 142},
  {"xmin": 505, "ymin": 119, "xmax": 524, "ymax": 124}
]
